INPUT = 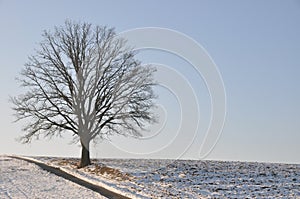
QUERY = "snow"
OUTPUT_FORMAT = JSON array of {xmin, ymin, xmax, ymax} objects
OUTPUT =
[
  {"xmin": 0, "ymin": 156, "xmax": 107, "ymax": 198},
  {"xmin": 1, "ymin": 155, "xmax": 299, "ymax": 198},
  {"xmin": 33, "ymin": 157, "xmax": 300, "ymax": 198}
]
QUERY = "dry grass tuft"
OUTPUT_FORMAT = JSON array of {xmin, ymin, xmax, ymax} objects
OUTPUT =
[
  {"xmin": 53, "ymin": 158, "xmax": 132, "ymax": 181},
  {"xmin": 83, "ymin": 164, "xmax": 132, "ymax": 181}
]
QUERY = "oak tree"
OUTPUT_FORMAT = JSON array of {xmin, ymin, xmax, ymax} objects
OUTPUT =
[{"xmin": 11, "ymin": 21, "xmax": 156, "ymax": 167}]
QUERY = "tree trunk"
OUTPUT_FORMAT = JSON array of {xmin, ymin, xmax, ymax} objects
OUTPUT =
[{"xmin": 79, "ymin": 140, "xmax": 91, "ymax": 168}]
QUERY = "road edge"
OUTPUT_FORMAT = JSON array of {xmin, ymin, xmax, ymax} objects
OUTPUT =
[{"xmin": 8, "ymin": 155, "xmax": 132, "ymax": 199}]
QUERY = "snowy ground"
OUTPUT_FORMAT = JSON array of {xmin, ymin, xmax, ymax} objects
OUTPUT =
[
  {"xmin": 0, "ymin": 156, "xmax": 106, "ymax": 199},
  {"xmin": 35, "ymin": 157, "xmax": 300, "ymax": 198}
]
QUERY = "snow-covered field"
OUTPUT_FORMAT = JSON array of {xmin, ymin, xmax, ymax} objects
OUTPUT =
[
  {"xmin": 0, "ymin": 156, "xmax": 106, "ymax": 198},
  {"xmin": 35, "ymin": 156, "xmax": 300, "ymax": 198}
]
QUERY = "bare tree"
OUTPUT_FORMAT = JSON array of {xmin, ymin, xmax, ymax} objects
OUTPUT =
[{"xmin": 11, "ymin": 21, "xmax": 157, "ymax": 168}]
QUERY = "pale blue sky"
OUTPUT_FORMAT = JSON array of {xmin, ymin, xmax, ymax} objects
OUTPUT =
[{"xmin": 0, "ymin": 0, "xmax": 299, "ymax": 163}]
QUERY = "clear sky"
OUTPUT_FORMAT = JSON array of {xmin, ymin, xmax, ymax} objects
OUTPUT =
[{"xmin": 0, "ymin": 0, "xmax": 299, "ymax": 163}]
